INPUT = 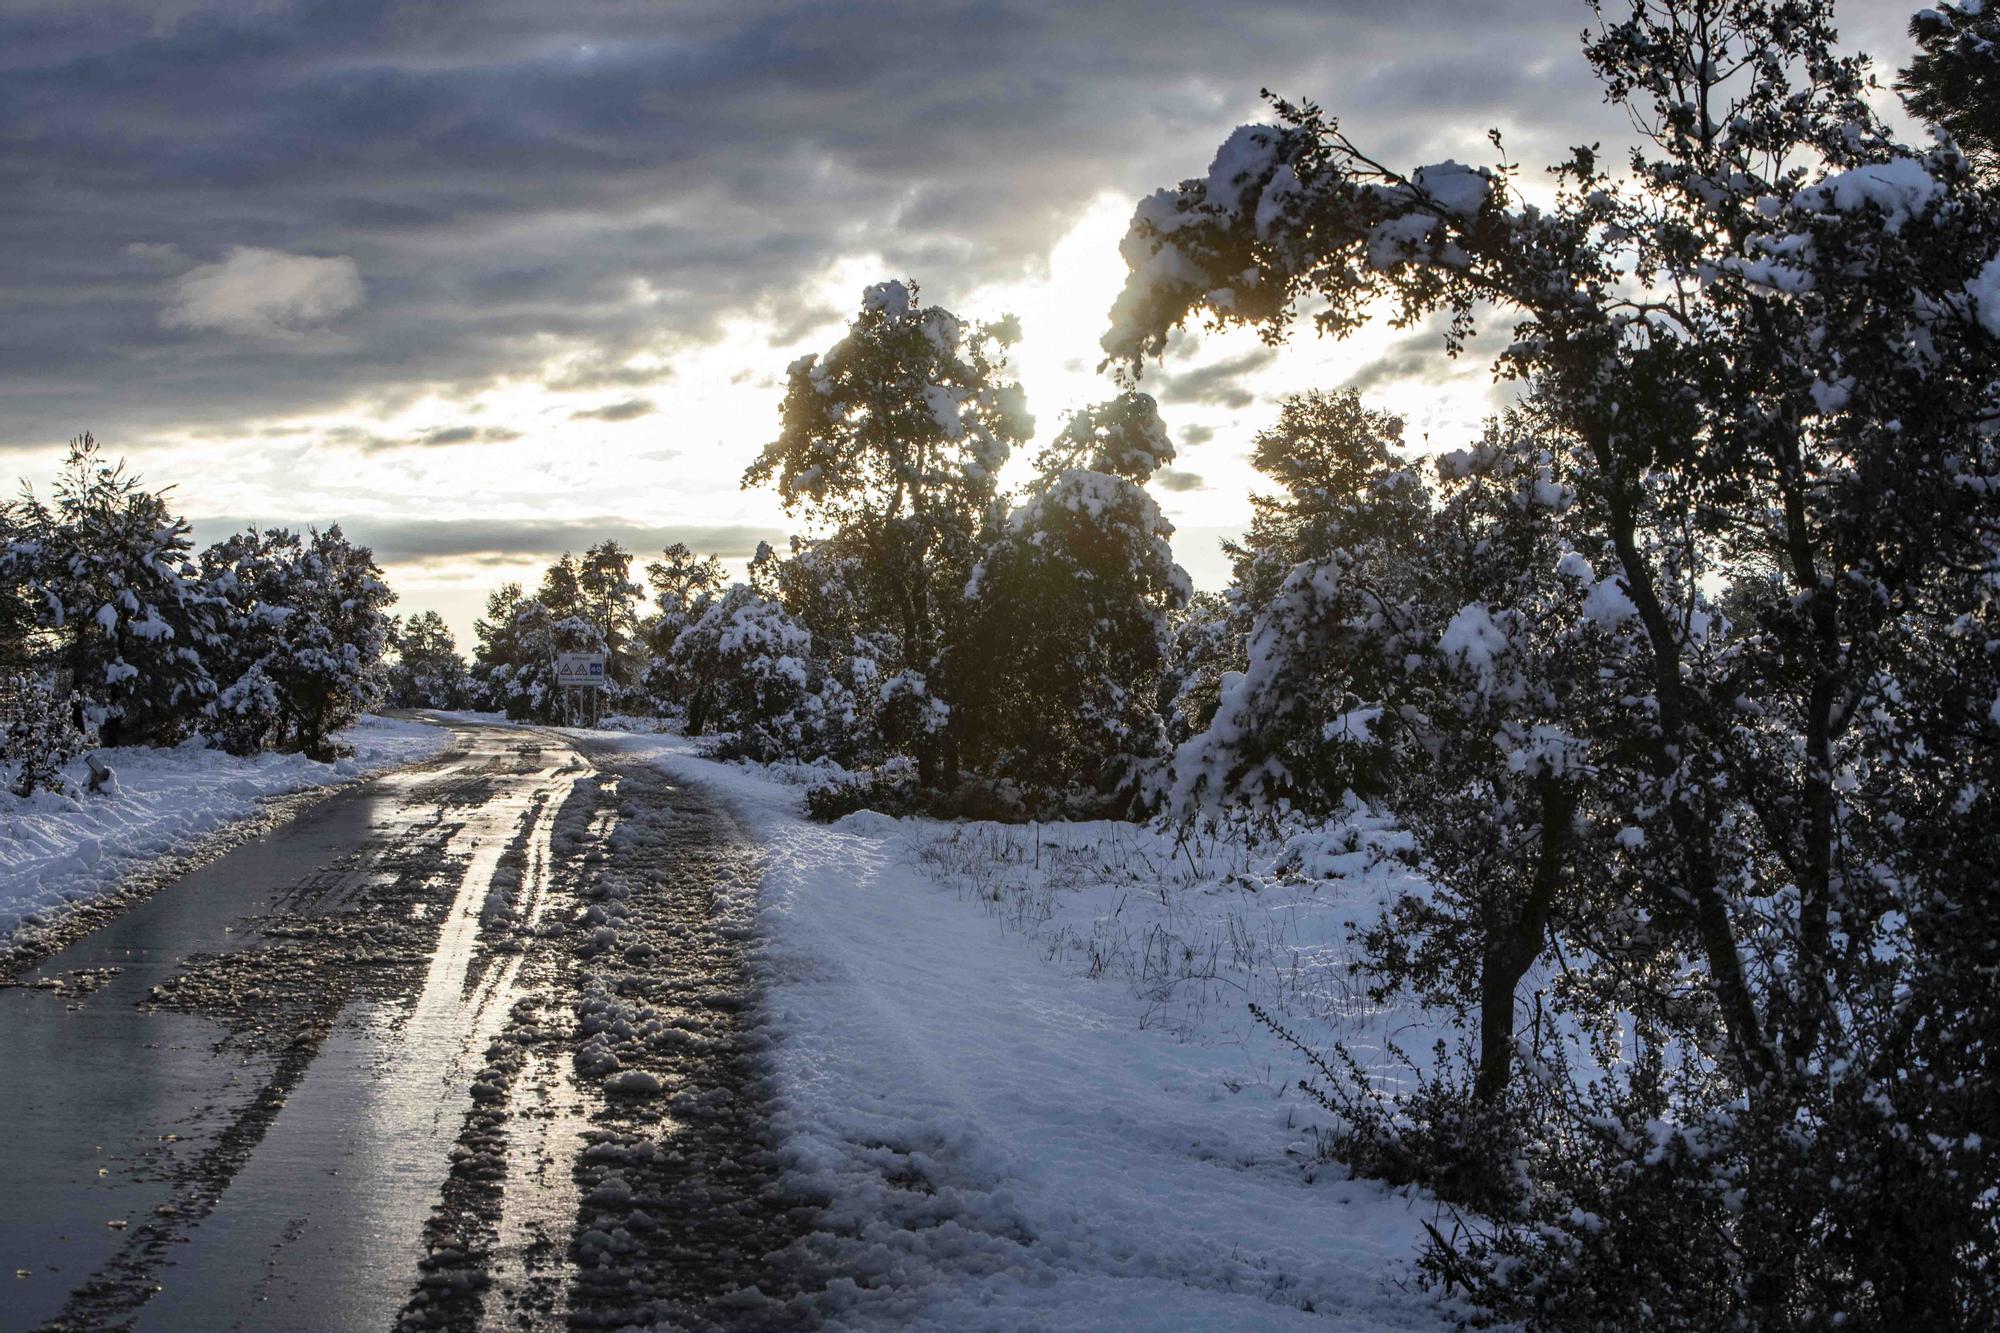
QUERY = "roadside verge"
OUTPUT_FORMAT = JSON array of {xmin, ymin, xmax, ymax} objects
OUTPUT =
[{"xmin": 1, "ymin": 712, "xmax": 452, "ymax": 970}]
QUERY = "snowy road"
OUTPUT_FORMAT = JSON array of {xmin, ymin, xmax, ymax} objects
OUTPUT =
[{"xmin": 0, "ymin": 720, "xmax": 798, "ymax": 1333}]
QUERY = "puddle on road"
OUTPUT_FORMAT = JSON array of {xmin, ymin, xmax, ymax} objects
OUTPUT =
[
  {"xmin": 135, "ymin": 746, "xmax": 584, "ymax": 1333},
  {"xmin": 480, "ymin": 793, "xmax": 609, "ymax": 1329}
]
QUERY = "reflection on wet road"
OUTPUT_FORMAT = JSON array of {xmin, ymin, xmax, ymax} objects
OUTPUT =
[{"xmin": 0, "ymin": 718, "xmax": 803, "ymax": 1333}]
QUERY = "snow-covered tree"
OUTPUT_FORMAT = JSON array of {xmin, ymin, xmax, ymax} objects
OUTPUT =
[
  {"xmin": 646, "ymin": 543, "xmax": 728, "ymax": 622},
  {"xmin": 744, "ymin": 280, "xmax": 1031, "ymax": 784},
  {"xmin": 1109, "ymin": 0, "xmax": 2000, "ymax": 1320},
  {"xmin": 470, "ymin": 581, "xmax": 526, "ymax": 712},
  {"xmin": 386, "ymin": 611, "xmax": 467, "ymax": 709},
  {"xmin": 10, "ymin": 435, "xmax": 217, "ymax": 745},
  {"xmin": 474, "ymin": 587, "xmax": 606, "ymax": 724},
  {"xmin": 200, "ymin": 527, "xmax": 296, "ymax": 753},
  {"xmin": 1173, "ymin": 409, "xmax": 1431, "ymax": 816},
  {"xmin": 1, "ymin": 672, "xmax": 84, "ymax": 797},
  {"xmin": 1159, "ymin": 590, "xmax": 1243, "ymax": 749},
  {"xmin": 1223, "ymin": 389, "xmax": 1423, "ymax": 611},
  {"xmin": 0, "ymin": 502, "xmax": 38, "ymax": 679},
  {"xmin": 637, "ymin": 544, "xmax": 726, "ymax": 715},
  {"xmin": 959, "ymin": 392, "xmax": 1191, "ymax": 809},
  {"xmin": 667, "ymin": 582, "xmax": 861, "ymax": 761},
  {"xmin": 576, "ymin": 541, "xmax": 643, "ymax": 697},
  {"xmin": 203, "ymin": 525, "xmax": 395, "ymax": 758}
]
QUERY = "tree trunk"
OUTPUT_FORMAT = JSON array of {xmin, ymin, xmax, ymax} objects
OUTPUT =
[
  {"xmin": 1591, "ymin": 436, "xmax": 1777, "ymax": 1086},
  {"xmin": 1475, "ymin": 778, "xmax": 1572, "ymax": 1101}
]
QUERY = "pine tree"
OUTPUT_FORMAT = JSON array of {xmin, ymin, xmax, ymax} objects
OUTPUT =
[
  {"xmin": 638, "ymin": 543, "xmax": 726, "ymax": 714},
  {"xmin": 1899, "ymin": 1, "xmax": 2000, "ymax": 176},
  {"xmin": 387, "ymin": 610, "xmax": 467, "ymax": 709},
  {"xmin": 203, "ymin": 525, "xmax": 395, "ymax": 758},
  {"xmin": 201, "ymin": 526, "xmax": 297, "ymax": 754},
  {"xmin": 13, "ymin": 435, "xmax": 217, "ymax": 745},
  {"xmin": 577, "ymin": 540, "xmax": 642, "ymax": 695},
  {"xmin": 0, "ymin": 500, "xmax": 39, "ymax": 677},
  {"xmin": 959, "ymin": 393, "xmax": 1190, "ymax": 810},
  {"xmin": 744, "ymin": 280, "xmax": 1031, "ymax": 784},
  {"xmin": 1223, "ymin": 389, "xmax": 1420, "ymax": 611}
]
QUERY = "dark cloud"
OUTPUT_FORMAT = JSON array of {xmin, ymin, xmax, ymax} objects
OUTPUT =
[
  {"xmin": 542, "ymin": 356, "xmax": 672, "ymax": 393},
  {"xmin": 1155, "ymin": 348, "xmax": 1279, "ymax": 410},
  {"xmin": 21, "ymin": 2, "xmax": 1915, "ymax": 458},
  {"xmin": 0, "ymin": 0, "xmax": 1617, "ymax": 450},
  {"xmin": 414, "ymin": 424, "xmax": 524, "ymax": 446},
  {"xmin": 189, "ymin": 514, "xmax": 783, "ymax": 565},
  {"xmin": 570, "ymin": 397, "xmax": 656, "ymax": 423},
  {"xmin": 325, "ymin": 423, "xmax": 524, "ymax": 451},
  {"xmin": 1343, "ymin": 326, "xmax": 1463, "ymax": 396},
  {"xmin": 1154, "ymin": 468, "xmax": 1205, "ymax": 492},
  {"xmin": 1181, "ymin": 424, "xmax": 1216, "ymax": 446}
]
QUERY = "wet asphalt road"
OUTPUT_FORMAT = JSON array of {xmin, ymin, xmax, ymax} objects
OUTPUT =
[{"xmin": 0, "ymin": 719, "xmax": 801, "ymax": 1333}]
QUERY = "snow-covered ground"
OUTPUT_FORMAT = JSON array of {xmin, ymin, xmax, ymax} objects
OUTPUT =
[
  {"xmin": 0, "ymin": 713, "xmax": 450, "ymax": 949},
  {"xmin": 590, "ymin": 728, "xmax": 1456, "ymax": 1331}
]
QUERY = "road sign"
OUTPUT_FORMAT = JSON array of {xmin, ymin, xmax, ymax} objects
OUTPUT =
[{"xmin": 554, "ymin": 652, "xmax": 608, "ymax": 689}]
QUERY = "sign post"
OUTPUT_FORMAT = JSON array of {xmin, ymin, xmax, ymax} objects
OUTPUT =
[{"xmin": 553, "ymin": 652, "xmax": 609, "ymax": 727}]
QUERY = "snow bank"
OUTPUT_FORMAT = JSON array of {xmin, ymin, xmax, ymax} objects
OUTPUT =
[
  {"xmin": 591, "ymin": 729, "xmax": 1452, "ymax": 1330},
  {"xmin": 0, "ymin": 714, "xmax": 449, "ymax": 946}
]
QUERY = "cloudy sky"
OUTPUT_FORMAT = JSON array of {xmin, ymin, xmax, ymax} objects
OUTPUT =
[{"xmin": 2, "ymin": 0, "xmax": 1917, "ymax": 646}]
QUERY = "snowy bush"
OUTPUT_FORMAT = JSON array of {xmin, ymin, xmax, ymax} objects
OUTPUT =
[
  {"xmin": 1, "ymin": 673, "xmax": 84, "ymax": 797},
  {"xmin": 210, "ymin": 660, "xmax": 281, "ymax": 756},
  {"xmin": 670, "ymin": 584, "xmax": 860, "ymax": 763}
]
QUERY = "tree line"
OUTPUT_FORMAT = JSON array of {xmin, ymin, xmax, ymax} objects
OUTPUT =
[
  {"xmin": 1, "ymin": 435, "xmax": 396, "ymax": 792},
  {"xmin": 450, "ymin": 284, "xmax": 1190, "ymax": 819}
]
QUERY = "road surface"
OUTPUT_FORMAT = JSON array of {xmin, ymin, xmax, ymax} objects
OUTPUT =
[{"xmin": 0, "ymin": 719, "xmax": 802, "ymax": 1332}]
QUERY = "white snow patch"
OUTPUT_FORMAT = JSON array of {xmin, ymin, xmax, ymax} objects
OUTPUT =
[
  {"xmin": 861, "ymin": 279, "xmax": 912, "ymax": 318},
  {"xmin": 0, "ymin": 714, "xmax": 448, "ymax": 946},
  {"xmin": 1440, "ymin": 602, "xmax": 1508, "ymax": 670},
  {"xmin": 1409, "ymin": 161, "xmax": 1491, "ymax": 216},
  {"xmin": 1796, "ymin": 158, "xmax": 1943, "ymax": 233},
  {"xmin": 1203, "ymin": 125, "xmax": 1283, "ymax": 218},
  {"xmin": 580, "ymin": 728, "xmax": 1453, "ymax": 1330}
]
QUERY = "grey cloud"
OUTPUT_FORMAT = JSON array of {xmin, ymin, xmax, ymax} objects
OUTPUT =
[
  {"xmin": 125, "ymin": 241, "xmax": 186, "ymax": 268},
  {"xmin": 413, "ymin": 424, "xmax": 523, "ymax": 446},
  {"xmin": 570, "ymin": 397, "xmax": 656, "ymax": 423},
  {"xmin": 0, "ymin": 0, "xmax": 1606, "ymax": 450},
  {"xmin": 325, "ymin": 423, "xmax": 523, "ymax": 451},
  {"xmin": 1154, "ymin": 468, "xmax": 1205, "ymax": 492},
  {"xmin": 765, "ymin": 302, "xmax": 842, "ymax": 347},
  {"xmin": 1155, "ymin": 348, "xmax": 1279, "ymax": 410},
  {"xmin": 543, "ymin": 357, "xmax": 671, "ymax": 392},
  {"xmin": 190, "ymin": 514, "xmax": 784, "ymax": 565},
  {"xmin": 1343, "ymin": 326, "xmax": 1462, "ymax": 396},
  {"xmin": 1181, "ymin": 424, "xmax": 1216, "ymax": 447}
]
